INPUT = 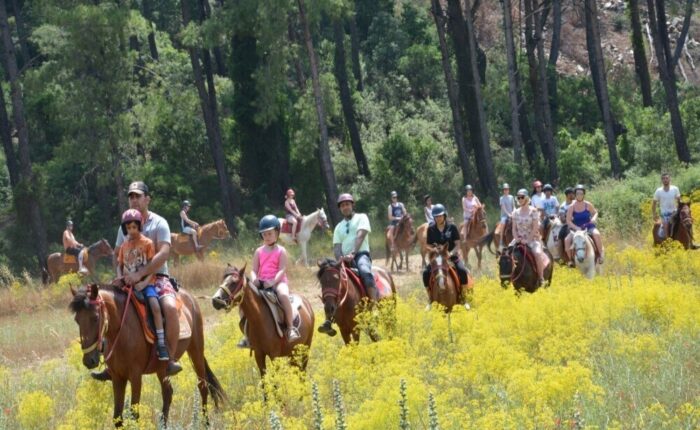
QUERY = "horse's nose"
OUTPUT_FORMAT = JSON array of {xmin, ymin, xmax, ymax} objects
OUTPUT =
[
  {"xmin": 83, "ymin": 353, "xmax": 99, "ymax": 369},
  {"xmin": 323, "ymin": 302, "xmax": 336, "ymax": 319},
  {"xmin": 212, "ymin": 298, "xmax": 224, "ymax": 310}
]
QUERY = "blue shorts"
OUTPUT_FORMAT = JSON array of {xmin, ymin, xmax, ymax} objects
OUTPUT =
[
  {"xmin": 143, "ymin": 285, "xmax": 157, "ymax": 299},
  {"xmin": 500, "ymin": 215, "xmax": 509, "ymax": 224},
  {"xmin": 661, "ymin": 212, "xmax": 673, "ymax": 223}
]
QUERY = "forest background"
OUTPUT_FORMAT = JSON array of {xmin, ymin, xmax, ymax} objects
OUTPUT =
[{"xmin": 0, "ymin": 0, "xmax": 699, "ymax": 275}]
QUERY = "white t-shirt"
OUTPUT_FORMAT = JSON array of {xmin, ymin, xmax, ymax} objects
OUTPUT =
[
  {"xmin": 116, "ymin": 211, "xmax": 171, "ymax": 275},
  {"xmin": 531, "ymin": 192, "xmax": 544, "ymax": 210},
  {"xmin": 333, "ymin": 213, "xmax": 371, "ymax": 255},
  {"xmin": 541, "ymin": 196, "xmax": 560, "ymax": 216},
  {"xmin": 654, "ymin": 186, "xmax": 680, "ymax": 215}
]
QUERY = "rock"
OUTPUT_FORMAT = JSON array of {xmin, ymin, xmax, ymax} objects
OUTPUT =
[{"xmin": 671, "ymin": 17, "xmax": 683, "ymax": 28}]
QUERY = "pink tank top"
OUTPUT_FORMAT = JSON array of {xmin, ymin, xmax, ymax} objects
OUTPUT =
[{"xmin": 257, "ymin": 245, "xmax": 288, "ymax": 283}]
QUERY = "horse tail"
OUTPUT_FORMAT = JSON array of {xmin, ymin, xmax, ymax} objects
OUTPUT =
[
  {"xmin": 204, "ymin": 358, "xmax": 227, "ymax": 408},
  {"xmin": 42, "ymin": 262, "xmax": 49, "ymax": 284},
  {"xmin": 480, "ymin": 232, "xmax": 496, "ymax": 255}
]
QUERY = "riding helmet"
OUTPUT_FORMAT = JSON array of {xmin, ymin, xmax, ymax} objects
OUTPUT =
[
  {"xmin": 564, "ymin": 187, "xmax": 574, "ymax": 195},
  {"xmin": 516, "ymin": 188, "xmax": 529, "ymax": 197},
  {"xmin": 390, "ymin": 190, "xmax": 398, "ymax": 198},
  {"xmin": 502, "ymin": 183, "xmax": 510, "ymax": 189},
  {"xmin": 543, "ymin": 183, "xmax": 554, "ymax": 192},
  {"xmin": 464, "ymin": 185, "xmax": 473, "ymax": 192},
  {"xmin": 431, "ymin": 204, "xmax": 447, "ymax": 218},
  {"xmin": 182, "ymin": 200, "xmax": 191, "ymax": 208},
  {"xmin": 258, "ymin": 214, "xmax": 280, "ymax": 233},
  {"xmin": 121, "ymin": 209, "xmax": 143, "ymax": 234},
  {"xmin": 337, "ymin": 193, "xmax": 355, "ymax": 207},
  {"xmin": 66, "ymin": 220, "xmax": 74, "ymax": 227},
  {"xmin": 574, "ymin": 184, "xmax": 586, "ymax": 193}
]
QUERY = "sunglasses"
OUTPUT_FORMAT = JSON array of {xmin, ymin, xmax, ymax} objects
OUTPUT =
[
  {"xmin": 345, "ymin": 220, "xmax": 351, "ymax": 234},
  {"xmin": 517, "ymin": 196, "xmax": 526, "ymax": 200}
]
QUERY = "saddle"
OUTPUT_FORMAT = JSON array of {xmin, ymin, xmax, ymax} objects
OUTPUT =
[
  {"xmin": 345, "ymin": 267, "xmax": 393, "ymax": 299},
  {"xmin": 251, "ymin": 284, "xmax": 302, "ymax": 338},
  {"xmin": 129, "ymin": 288, "xmax": 192, "ymax": 344},
  {"xmin": 63, "ymin": 248, "xmax": 88, "ymax": 265},
  {"xmin": 175, "ymin": 230, "xmax": 201, "ymax": 244},
  {"xmin": 512, "ymin": 244, "xmax": 538, "ymax": 271},
  {"xmin": 280, "ymin": 219, "xmax": 302, "ymax": 234}
]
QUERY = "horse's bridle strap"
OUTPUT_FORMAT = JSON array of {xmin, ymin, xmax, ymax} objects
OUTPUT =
[{"xmin": 82, "ymin": 297, "xmax": 108, "ymax": 354}]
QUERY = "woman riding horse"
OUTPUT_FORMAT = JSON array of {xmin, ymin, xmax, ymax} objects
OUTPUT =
[
  {"xmin": 565, "ymin": 184, "xmax": 604, "ymax": 265},
  {"xmin": 510, "ymin": 189, "xmax": 550, "ymax": 287}
]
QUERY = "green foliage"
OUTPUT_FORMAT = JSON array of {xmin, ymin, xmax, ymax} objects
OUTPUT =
[{"xmin": 556, "ymin": 129, "xmax": 605, "ymax": 188}]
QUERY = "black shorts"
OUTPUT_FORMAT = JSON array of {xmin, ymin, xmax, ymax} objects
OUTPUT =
[{"xmin": 65, "ymin": 246, "xmax": 83, "ymax": 256}]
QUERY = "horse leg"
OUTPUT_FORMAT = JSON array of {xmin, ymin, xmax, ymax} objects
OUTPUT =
[
  {"xmin": 158, "ymin": 371, "xmax": 174, "ymax": 426},
  {"xmin": 476, "ymin": 246, "xmax": 482, "ymax": 270},
  {"xmin": 112, "ymin": 377, "xmax": 127, "ymax": 427},
  {"xmin": 301, "ymin": 240, "xmax": 308, "ymax": 267},
  {"xmin": 129, "ymin": 375, "xmax": 142, "ymax": 421},
  {"xmin": 189, "ymin": 350, "xmax": 210, "ymax": 422}
]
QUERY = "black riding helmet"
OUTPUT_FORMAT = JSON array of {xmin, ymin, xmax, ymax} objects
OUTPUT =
[{"xmin": 431, "ymin": 204, "xmax": 446, "ymax": 218}]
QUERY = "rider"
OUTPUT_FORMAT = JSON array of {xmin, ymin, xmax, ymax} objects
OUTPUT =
[
  {"xmin": 510, "ymin": 189, "xmax": 549, "ymax": 287},
  {"xmin": 423, "ymin": 194, "xmax": 434, "ymax": 224},
  {"xmin": 117, "ymin": 209, "xmax": 170, "ymax": 361},
  {"xmin": 387, "ymin": 191, "xmax": 407, "ymax": 252},
  {"xmin": 652, "ymin": 172, "xmax": 681, "ymax": 239},
  {"xmin": 93, "ymin": 181, "xmax": 182, "ymax": 381},
  {"xmin": 180, "ymin": 200, "xmax": 203, "ymax": 251},
  {"xmin": 284, "ymin": 189, "xmax": 304, "ymax": 243},
  {"xmin": 422, "ymin": 204, "xmax": 469, "ymax": 297},
  {"xmin": 319, "ymin": 193, "xmax": 377, "ymax": 334},
  {"xmin": 63, "ymin": 220, "xmax": 88, "ymax": 275},
  {"xmin": 557, "ymin": 187, "xmax": 575, "ymax": 243},
  {"xmin": 565, "ymin": 184, "xmax": 604, "ymax": 265},
  {"xmin": 497, "ymin": 183, "xmax": 515, "ymax": 248},
  {"xmin": 530, "ymin": 180, "xmax": 544, "ymax": 213},
  {"xmin": 461, "ymin": 185, "xmax": 482, "ymax": 240},
  {"xmin": 540, "ymin": 184, "xmax": 560, "ymax": 233},
  {"xmin": 252, "ymin": 215, "xmax": 300, "ymax": 342}
]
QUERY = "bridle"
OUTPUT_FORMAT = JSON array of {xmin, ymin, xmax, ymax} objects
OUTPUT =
[
  {"xmin": 214, "ymin": 273, "xmax": 245, "ymax": 312},
  {"xmin": 319, "ymin": 262, "xmax": 351, "ymax": 309},
  {"xmin": 501, "ymin": 245, "xmax": 529, "ymax": 283},
  {"xmin": 428, "ymin": 249, "xmax": 449, "ymax": 287},
  {"xmin": 81, "ymin": 285, "xmax": 108, "ymax": 356}
]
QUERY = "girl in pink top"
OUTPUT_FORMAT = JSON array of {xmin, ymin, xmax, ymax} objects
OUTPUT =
[
  {"xmin": 251, "ymin": 214, "xmax": 299, "ymax": 342},
  {"xmin": 461, "ymin": 185, "xmax": 482, "ymax": 240}
]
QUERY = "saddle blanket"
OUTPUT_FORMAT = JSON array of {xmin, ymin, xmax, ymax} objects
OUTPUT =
[
  {"xmin": 132, "ymin": 293, "xmax": 192, "ymax": 343},
  {"xmin": 280, "ymin": 219, "xmax": 302, "ymax": 234},
  {"xmin": 63, "ymin": 248, "xmax": 88, "ymax": 265},
  {"xmin": 256, "ymin": 285, "xmax": 303, "ymax": 338}
]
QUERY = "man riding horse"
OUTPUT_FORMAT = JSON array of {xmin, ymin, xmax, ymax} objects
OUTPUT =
[
  {"xmin": 318, "ymin": 193, "xmax": 378, "ymax": 335},
  {"xmin": 63, "ymin": 219, "xmax": 88, "ymax": 275},
  {"xmin": 180, "ymin": 200, "xmax": 203, "ymax": 252},
  {"xmin": 652, "ymin": 172, "xmax": 681, "ymax": 240},
  {"xmin": 92, "ymin": 181, "xmax": 182, "ymax": 381},
  {"xmin": 497, "ymin": 184, "xmax": 515, "ymax": 248},
  {"xmin": 387, "ymin": 191, "xmax": 407, "ymax": 253},
  {"xmin": 422, "ymin": 204, "xmax": 470, "ymax": 300}
]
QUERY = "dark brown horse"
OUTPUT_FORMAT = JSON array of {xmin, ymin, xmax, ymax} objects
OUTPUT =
[
  {"xmin": 211, "ymin": 264, "xmax": 314, "ymax": 377},
  {"xmin": 316, "ymin": 259, "xmax": 396, "ymax": 344},
  {"xmin": 498, "ymin": 244, "xmax": 554, "ymax": 293},
  {"xmin": 44, "ymin": 239, "xmax": 113, "ymax": 284},
  {"xmin": 385, "ymin": 214, "xmax": 416, "ymax": 271},
  {"xmin": 426, "ymin": 245, "xmax": 462, "ymax": 312},
  {"xmin": 652, "ymin": 202, "xmax": 697, "ymax": 249},
  {"xmin": 459, "ymin": 206, "xmax": 490, "ymax": 269},
  {"xmin": 171, "ymin": 219, "xmax": 230, "ymax": 265},
  {"xmin": 69, "ymin": 283, "xmax": 225, "ymax": 426}
]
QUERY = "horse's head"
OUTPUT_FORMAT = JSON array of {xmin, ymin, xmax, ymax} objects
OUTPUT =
[
  {"xmin": 571, "ymin": 230, "xmax": 589, "ymax": 263},
  {"xmin": 497, "ymin": 248, "xmax": 515, "ymax": 284},
  {"xmin": 214, "ymin": 220, "xmax": 231, "ymax": 240},
  {"xmin": 92, "ymin": 239, "xmax": 114, "ymax": 258},
  {"xmin": 69, "ymin": 283, "xmax": 107, "ymax": 369},
  {"xmin": 212, "ymin": 263, "xmax": 247, "ymax": 311},
  {"xmin": 316, "ymin": 258, "xmax": 343, "ymax": 321},
  {"xmin": 428, "ymin": 244, "xmax": 449, "ymax": 289},
  {"xmin": 678, "ymin": 203, "xmax": 693, "ymax": 229},
  {"xmin": 316, "ymin": 208, "xmax": 330, "ymax": 231}
]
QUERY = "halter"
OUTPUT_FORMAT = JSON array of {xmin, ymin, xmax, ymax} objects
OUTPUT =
[
  {"xmin": 503, "ymin": 244, "xmax": 530, "ymax": 283},
  {"xmin": 81, "ymin": 286, "xmax": 109, "ymax": 355},
  {"xmin": 215, "ymin": 274, "xmax": 246, "ymax": 312},
  {"xmin": 319, "ymin": 262, "xmax": 352, "ymax": 309}
]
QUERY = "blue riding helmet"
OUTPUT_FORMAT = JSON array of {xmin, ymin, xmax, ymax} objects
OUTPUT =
[
  {"xmin": 543, "ymin": 184, "xmax": 554, "ymax": 192},
  {"xmin": 258, "ymin": 215, "xmax": 280, "ymax": 233},
  {"xmin": 431, "ymin": 204, "xmax": 446, "ymax": 218}
]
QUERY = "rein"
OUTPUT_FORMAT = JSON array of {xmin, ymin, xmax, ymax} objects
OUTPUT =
[
  {"xmin": 320, "ymin": 263, "xmax": 352, "ymax": 308},
  {"xmin": 82, "ymin": 285, "xmax": 133, "ymax": 363},
  {"xmin": 215, "ymin": 275, "xmax": 245, "ymax": 312},
  {"xmin": 510, "ymin": 244, "xmax": 531, "ymax": 283}
]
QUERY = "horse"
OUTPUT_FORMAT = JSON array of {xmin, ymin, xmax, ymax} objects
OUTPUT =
[
  {"xmin": 416, "ymin": 222, "xmax": 430, "ymax": 268},
  {"xmin": 425, "ymin": 245, "xmax": 464, "ymax": 312},
  {"xmin": 652, "ymin": 202, "xmax": 697, "ymax": 249},
  {"xmin": 498, "ymin": 244, "xmax": 553, "ymax": 293},
  {"xmin": 385, "ymin": 214, "xmax": 416, "ymax": 271},
  {"xmin": 211, "ymin": 264, "xmax": 314, "ymax": 377},
  {"xmin": 171, "ymin": 219, "xmax": 230, "ymax": 265},
  {"xmin": 570, "ymin": 230, "xmax": 599, "ymax": 279},
  {"xmin": 278, "ymin": 208, "xmax": 330, "ymax": 266},
  {"xmin": 316, "ymin": 259, "xmax": 396, "ymax": 344},
  {"xmin": 69, "ymin": 283, "xmax": 225, "ymax": 427},
  {"xmin": 459, "ymin": 206, "xmax": 490, "ymax": 269},
  {"xmin": 544, "ymin": 216, "xmax": 565, "ymax": 261},
  {"xmin": 44, "ymin": 239, "xmax": 113, "ymax": 284}
]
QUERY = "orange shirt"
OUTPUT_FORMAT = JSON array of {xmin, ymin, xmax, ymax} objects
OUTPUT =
[{"xmin": 118, "ymin": 234, "xmax": 156, "ymax": 284}]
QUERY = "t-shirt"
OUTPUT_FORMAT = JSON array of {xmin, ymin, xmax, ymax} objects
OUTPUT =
[
  {"xmin": 541, "ymin": 196, "xmax": 560, "ymax": 217},
  {"xmin": 424, "ymin": 205, "xmax": 434, "ymax": 224},
  {"xmin": 333, "ymin": 213, "xmax": 371, "ymax": 255},
  {"xmin": 531, "ymin": 192, "xmax": 544, "ymax": 209},
  {"xmin": 118, "ymin": 235, "xmax": 156, "ymax": 284},
  {"xmin": 499, "ymin": 195, "xmax": 515, "ymax": 217},
  {"xmin": 559, "ymin": 201, "xmax": 571, "ymax": 221},
  {"xmin": 116, "ymin": 211, "xmax": 171, "ymax": 275},
  {"xmin": 654, "ymin": 186, "xmax": 681, "ymax": 215},
  {"xmin": 512, "ymin": 206, "xmax": 540, "ymax": 242},
  {"xmin": 426, "ymin": 223, "xmax": 460, "ymax": 252}
]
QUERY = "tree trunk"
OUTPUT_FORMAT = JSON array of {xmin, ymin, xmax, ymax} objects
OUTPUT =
[
  {"xmin": 500, "ymin": 0, "xmax": 524, "ymax": 167},
  {"xmin": 142, "ymin": 0, "xmax": 159, "ymax": 60},
  {"xmin": 628, "ymin": 0, "xmax": 652, "ymax": 106},
  {"xmin": 9, "ymin": 0, "xmax": 30, "ymax": 66},
  {"xmin": 671, "ymin": 0, "xmax": 694, "ymax": 68},
  {"xmin": 333, "ymin": 18, "xmax": 370, "ymax": 178},
  {"xmin": 446, "ymin": 0, "xmax": 497, "ymax": 198},
  {"xmin": 182, "ymin": 0, "xmax": 240, "ymax": 233},
  {"xmin": 0, "ymin": 0, "xmax": 48, "ymax": 272},
  {"xmin": 647, "ymin": 0, "xmax": 691, "ymax": 163},
  {"xmin": 348, "ymin": 15, "xmax": 364, "ymax": 92},
  {"xmin": 200, "ymin": 0, "xmax": 227, "ymax": 76},
  {"xmin": 287, "ymin": 14, "xmax": 306, "ymax": 91},
  {"xmin": 548, "ymin": 0, "xmax": 562, "ymax": 124},
  {"xmin": 584, "ymin": 0, "xmax": 622, "ymax": 177},
  {"xmin": 297, "ymin": 0, "xmax": 341, "ymax": 224},
  {"xmin": 432, "ymin": 0, "xmax": 474, "ymax": 185},
  {"xmin": 0, "ymin": 82, "xmax": 18, "ymax": 187}
]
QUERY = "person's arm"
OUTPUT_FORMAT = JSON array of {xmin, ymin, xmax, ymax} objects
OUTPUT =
[
  {"xmin": 651, "ymin": 198, "xmax": 658, "ymax": 221},
  {"xmin": 475, "ymin": 197, "xmax": 482, "ymax": 208},
  {"xmin": 333, "ymin": 243, "xmax": 343, "ymax": 260},
  {"xmin": 273, "ymin": 249, "xmax": 288, "ymax": 286},
  {"xmin": 675, "ymin": 188, "xmax": 681, "ymax": 208},
  {"xmin": 387, "ymin": 205, "xmax": 393, "ymax": 221},
  {"xmin": 588, "ymin": 202, "xmax": 598, "ymax": 223},
  {"xmin": 181, "ymin": 210, "xmax": 198, "ymax": 228},
  {"xmin": 567, "ymin": 205, "xmax": 577, "ymax": 230},
  {"xmin": 292, "ymin": 200, "xmax": 303, "ymax": 218},
  {"xmin": 353, "ymin": 229, "xmax": 369, "ymax": 254}
]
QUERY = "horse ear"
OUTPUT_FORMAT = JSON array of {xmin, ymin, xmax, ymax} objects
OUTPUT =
[
  {"xmin": 227, "ymin": 262, "xmax": 232, "ymax": 267},
  {"xmin": 316, "ymin": 258, "xmax": 324, "ymax": 267},
  {"xmin": 239, "ymin": 263, "xmax": 247, "ymax": 276},
  {"xmin": 70, "ymin": 285, "xmax": 77, "ymax": 296},
  {"xmin": 88, "ymin": 284, "xmax": 99, "ymax": 300}
]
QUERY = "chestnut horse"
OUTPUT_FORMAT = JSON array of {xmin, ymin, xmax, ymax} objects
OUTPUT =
[
  {"xmin": 316, "ymin": 259, "xmax": 396, "ymax": 344},
  {"xmin": 170, "ymin": 219, "xmax": 230, "ymax": 265},
  {"xmin": 44, "ymin": 239, "xmax": 113, "ymax": 284},
  {"xmin": 416, "ymin": 222, "xmax": 431, "ymax": 268},
  {"xmin": 652, "ymin": 202, "xmax": 697, "ymax": 249},
  {"xmin": 459, "ymin": 206, "xmax": 490, "ymax": 269},
  {"xmin": 69, "ymin": 283, "xmax": 225, "ymax": 426},
  {"xmin": 385, "ymin": 214, "xmax": 416, "ymax": 271},
  {"xmin": 498, "ymin": 244, "xmax": 553, "ymax": 293},
  {"xmin": 425, "ymin": 245, "xmax": 463, "ymax": 312},
  {"xmin": 211, "ymin": 264, "xmax": 314, "ymax": 377}
]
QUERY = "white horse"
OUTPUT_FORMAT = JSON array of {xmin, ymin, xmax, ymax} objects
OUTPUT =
[
  {"xmin": 545, "ymin": 216, "xmax": 564, "ymax": 260},
  {"xmin": 570, "ymin": 229, "xmax": 598, "ymax": 279},
  {"xmin": 278, "ymin": 208, "xmax": 330, "ymax": 266}
]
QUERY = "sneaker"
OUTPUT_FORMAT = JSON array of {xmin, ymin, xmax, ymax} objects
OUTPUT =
[
  {"xmin": 287, "ymin": 327, "xmax": 301, "ymax": 342},
  {"xmin": 317, "ymin": 320, "xmax": 337, "ymax": 337},
  {"xmin": 464, "ymin": 303, "xmax": 471, "ymax": 311},
  {"xmin": 236, "ymin": 337, "xmax": 250, "ymax": 349},
  {"xmin": 78, "ymin": 267, "xmax": 89, "ymax": 276},
  {"xmin": 166, "ymin": 361, "xmax": 182, "ymax": 376},
  {"xmin": 156, "ymin": 344, "xmax": 170, "ymax": 361},
  {"xmin": 90, "ymin": 369, "xmax": 112, "ymax": 381},
  {"xmin": 195, "ymin": 245, "xmax": 204, "ymax": 252}
]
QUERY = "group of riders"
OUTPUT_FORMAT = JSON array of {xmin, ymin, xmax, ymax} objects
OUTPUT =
[{"xmin": 64, "ymin": 173, "xmax": 683, "ymax": 380}]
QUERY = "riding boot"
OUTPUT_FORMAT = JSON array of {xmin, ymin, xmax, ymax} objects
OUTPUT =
[
  {"xmin": 78, "ymin": 252, "xmax": 88, "ymax": 275},
  {"xmin": 90, "ymin": 368, "xmax": 112, "ymax": 381},
  {"xmin": 166, "ymin": 361, "xmax": 183, "ymax": 376},
  {"xmin": 318, "ymin": 320, "xmax": 337, "ymax": 336}
]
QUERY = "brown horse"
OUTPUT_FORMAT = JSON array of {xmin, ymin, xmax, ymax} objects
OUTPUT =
[
  {"xmin": 316, "ymin": 259, "xmax": 396, "ymax": 344},
  {"xmin": 416, "ymin": 222, "xmax": 431, "ymax": 268},
  {"xmin": 459, "ymin": 206, "xmax": 490, "ymax": 269},
  {"xmin": 69, "ymin": 283, "xmax": 225, "ymax": 426},
  {"xmin": 211, "ymin": 264, "xmax": 314, "ymax": 377},
  {"xmin": 652, "ymin": 202, "xmax": 697, "ymax": 249},
  {"xmin": 44, "ymin": 239, "xmax": 113, "ymax": 284},
  {"xmin": 425, "ymin": 245, "xmax": 462, "ymax": 312},
  {"xmin": 385, "ymin": 214, "xmax": 416, "ymax": 271},
  {"xmin": 498, "ymin": 244, "xmax": 553, "ymax": 294},
  {"xmin": 171, "ymin": 219, "xmax": 230, "ymax": 265},
  {"xmin": 492, "ymin": 217, "xmax": 513, "ymax": 253}
]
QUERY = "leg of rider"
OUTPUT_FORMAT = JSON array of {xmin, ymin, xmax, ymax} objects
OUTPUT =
[
  {"xmin": 192, "ymin": 230, "xmax": 200, "ymax": 249},
  {"xmin": 291, "ymin": 218, "xmax": 298, "ymax": 241},
  {"xmin": 77, "ymin": 248, "xmax": 86, "ymax": 272},
  {"xmin": 355, "ymin": 254, "xmax": 378, "ymax": 301},
  {"xmin": 533, "ymin": 244, "xmax": 545, "ymax": 281},
  {"xmin": 422, "ymin": 266, "xmax": 430, "ymax": 288},
  {"xmin": 388, "ymin": 226, "xmax": 395, "ymax": 251},
  {"xmin": 276, "ymin": 282, "xmax": 295, "ymax": 329},
  {"xmin": 148, "ymin": 294, "xmax": 169, "ymax": 360},
  {"xmin": 592, "ymin": 229, "xmax": 604, "ymax": 261},
  {"xmin": 564, "ymin": 234, "xmax": 574, "ymax": 264},
  {"xmin": 159, "ymin": 292, "xmax": 182, "ymax": 374}
]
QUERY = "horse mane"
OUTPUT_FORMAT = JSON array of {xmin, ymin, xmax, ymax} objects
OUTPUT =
[
  {"xmin": 316, "ymin": 258, "xmax": 338, "ymax": 280},
  {"xmin": 68, "ymin": 284, "xmax": 119, "ymax": 314},
  {"xmin": 88, "ymin": 239, "xmax": 106, "ymax": 252}
]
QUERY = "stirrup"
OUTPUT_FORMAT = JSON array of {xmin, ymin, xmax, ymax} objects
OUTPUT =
[{"xmin": 90, "ymin": 369, "xmax": 112, "ymax": 381}]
